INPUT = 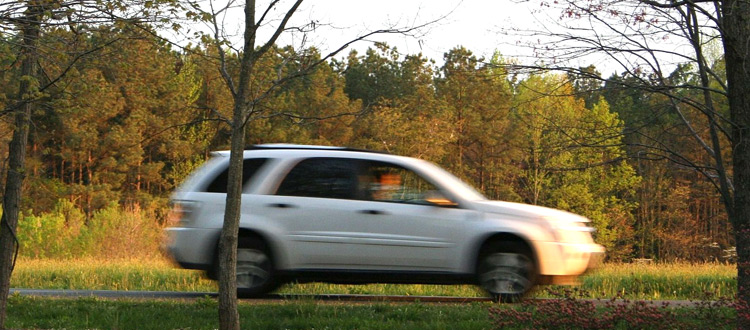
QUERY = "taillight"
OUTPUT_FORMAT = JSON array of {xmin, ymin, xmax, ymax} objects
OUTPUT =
[{"xmin": 169, "ymin": 200, "xmax": 201, "ymax": 227}]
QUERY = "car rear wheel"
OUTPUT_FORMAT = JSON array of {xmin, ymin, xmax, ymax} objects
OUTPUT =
[
  {"xmin": 235, "ymin": 237, "xmax": 279, "ymax": 297},
  {"xmin": 477, "ymin": 242, "xmax": 536, "ymax": 303}
]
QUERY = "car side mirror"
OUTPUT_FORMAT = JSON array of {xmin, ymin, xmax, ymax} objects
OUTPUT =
[{"xmin": 424, "ymin": 191, "xmax": 458, "ymax": 207}]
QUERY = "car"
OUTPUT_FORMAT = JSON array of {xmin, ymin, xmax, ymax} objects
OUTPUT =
[{"xmin": 164, "ymin": 144, "xmax": 605, "ymax": 302}]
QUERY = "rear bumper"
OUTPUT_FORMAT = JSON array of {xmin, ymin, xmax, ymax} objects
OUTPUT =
[{"xmin": 163, "ymin": 227, "xmax": 220, "ymax": 270}]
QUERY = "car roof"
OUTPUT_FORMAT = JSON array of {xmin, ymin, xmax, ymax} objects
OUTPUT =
[
  {"xmin": 208, "ymin": 144, "xmax": 428, "ymax": 170},
  {"xmin": 182, "ymin": 144, "xmax": 488, "ymax": 201},
  {"xmin": 248, "ymin": 144, "xmax": 387, "ymax": 154},
  {"xmin": 210, "ymin": 144, "xmax": 389, "ymax": 158}
]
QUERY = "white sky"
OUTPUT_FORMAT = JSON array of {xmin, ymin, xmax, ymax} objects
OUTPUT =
[
  {"xmin": 294, "ymin": 0, "xmax": 536, "ymax": 63},
  {"xmin": 199, "ymin": 0, "xmax": 541, "ymax": 65},
  {"xmin": 186, "ymin": 0, "xmax": 691, "ymax": 75}
]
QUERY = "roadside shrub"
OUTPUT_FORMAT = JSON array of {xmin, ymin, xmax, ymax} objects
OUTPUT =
[
  {"xmin": 16, "ymin": 200, "xmax": 85, "ymax": 258},
  {"xmin": 83, "ymin": 202, "xmax": 163, "ymax": 258},
  {"xmin": 15, "ymin": 200, "xmax": 164, "ymax": 259}
]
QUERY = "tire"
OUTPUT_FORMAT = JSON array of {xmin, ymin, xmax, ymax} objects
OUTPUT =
[
  {"xmin": 234, "ymin": 236, "xmax": 279, "ymax": 298},
  {"xmin": 476, "ymin": 241, "xmax": 536, "ymax": 303}
]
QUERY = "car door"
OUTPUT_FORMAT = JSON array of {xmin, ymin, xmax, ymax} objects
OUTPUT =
[
  {"xmin": 256, "ymin": 157, "xmax": 476, "ymax": 272},
  {"xmin": 254, "ymin": 157, "xmax": 373, "ymax": 269},
  {"xmin": 351, "ymin": 161, "xmax": 477, "ymax": 271}
]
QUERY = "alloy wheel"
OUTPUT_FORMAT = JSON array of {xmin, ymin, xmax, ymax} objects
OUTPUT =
[
  {"xmin": 236, "ymin": 248, "xmax": 271, "ymax": 290},
  {"xmin": 478, "ymin": 251, "xmax": 534, "ymax": 299}
]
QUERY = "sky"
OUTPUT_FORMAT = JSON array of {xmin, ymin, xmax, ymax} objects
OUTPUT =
[
  {"xmin": 294, "ymin": 0, "xmax": 537, "ymax": 63},
  {"xmin": 199, "ymin": 0, "xmax": 544, "ymax": 65},
  {"xmin": 186, "ymin": 0, "xmax": 687, "ymax": 75},
  {"xmin": 283, "ymin": 0, "xmax": 696, "ymax": 76}
]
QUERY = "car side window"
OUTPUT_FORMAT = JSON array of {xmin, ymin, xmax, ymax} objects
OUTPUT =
[
  {"xmin": 204, "ymin": 158, "xmax": 268, "ymax": 193},
  {"xmin": 365, "ymin": 162, "xmax": 442, "ymax": 205},
  {"xmin": 276, "ymin": 158, "xmax": 360, "ymax": 199}
]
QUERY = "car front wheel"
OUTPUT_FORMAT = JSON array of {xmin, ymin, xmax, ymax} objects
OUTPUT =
[{"xmin": 477, "ymin": 242, "xmax": 536, "ymax": 303}]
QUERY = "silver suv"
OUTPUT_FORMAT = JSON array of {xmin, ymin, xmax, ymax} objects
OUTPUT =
[{"xmin": 165, "ymin": 144, "xmax": 604, "ymax": 301}]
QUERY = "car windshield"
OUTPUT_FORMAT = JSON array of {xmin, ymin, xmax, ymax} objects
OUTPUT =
[{"xmin": 415, "ymin": 160, "xmax": 487, "ymax": 201}]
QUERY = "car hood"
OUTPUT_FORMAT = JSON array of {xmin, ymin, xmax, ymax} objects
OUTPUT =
[{"xmin": 471, "ymin": 200, "xmax": 589, "ymax": 222}]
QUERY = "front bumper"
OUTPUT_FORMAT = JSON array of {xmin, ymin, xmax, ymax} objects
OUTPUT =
[{"xmin": 534, "ymin": 241, "xmax": 605, "ymax": 276}]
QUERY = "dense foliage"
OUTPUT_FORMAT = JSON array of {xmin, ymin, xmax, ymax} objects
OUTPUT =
[{"xmin": 0, "ymin": 26, "xmax": 731, "ymax": 262}]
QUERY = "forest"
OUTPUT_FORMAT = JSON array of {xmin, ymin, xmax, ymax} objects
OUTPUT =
[{"xmin": 0, "ymin": 25, "xmax": 731, "ymax": 262}]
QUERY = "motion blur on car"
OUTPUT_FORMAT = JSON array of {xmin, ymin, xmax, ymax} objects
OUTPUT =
[{"xmin": 165, "ymin": 144, "xmax": 605, "ymax": 302}]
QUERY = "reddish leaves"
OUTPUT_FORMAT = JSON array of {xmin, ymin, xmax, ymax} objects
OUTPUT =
[{"xmin": 489, "ymin": 288, "xmax": 737, "ymax": 329}]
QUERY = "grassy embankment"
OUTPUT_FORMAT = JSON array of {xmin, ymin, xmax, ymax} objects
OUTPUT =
[
  {"xmin": 6, "ymin": 258, "xmax": 738, "ymax": 329},
  {"xmin": 10, "ymin": 258, "xmax": 736, "ymax": 300},
  {"xmin": 6, "ymin": 294, "xmax": 735, "ymax": 330}
]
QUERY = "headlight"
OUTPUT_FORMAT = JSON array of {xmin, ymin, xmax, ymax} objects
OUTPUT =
[{"xmin": 542, "ymin": 216, "xmax": 596, "ymax": 243}]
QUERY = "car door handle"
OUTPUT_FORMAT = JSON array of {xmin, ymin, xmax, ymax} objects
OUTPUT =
[
  {"xmin": 267, "ymin": 203, "xmax": 297, "ymax": 209},
  {"xmin": 358, "ymin": 209, "xmax": 388, "ymax": 215}
]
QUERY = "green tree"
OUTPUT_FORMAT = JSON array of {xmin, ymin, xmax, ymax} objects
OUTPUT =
[
  {"xmin": 436, "ymin": 47, "xmax": 516, "ymax": 199},
  {"xmin": 505, "ymin": 2, "xmax": 750, "ymax": 304},
  {"xmin": 346, "ymin": 46, "xmax": 454, "ymax": 162},
  {"xmin": 512, "ymin": 74, "xmax": 639, "ymax": 257},
  {"xmin": 23, "ymin": 27, "xmax": 203, "ymax": 215},
  {"xmin": 567, "ymin": 65, "xmax": 604, "ymax": 109},
  {"xmin": 251, "ymin": 47, "xmax": 360, "ymax": 146},
  {"xmin": 342, "ymin": 43, "xmax": 406, "ymax": 110},
  {"xmin": 603, "ymin": 63, "xmax": 732, "ymax": 261},
  {"xmin": 0, "ymin": 2, "xmax": 188, "ymax": 326}
]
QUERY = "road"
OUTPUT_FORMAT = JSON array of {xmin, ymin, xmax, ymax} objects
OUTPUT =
[
  {"xmin": 8, "ymin": 289, "xmax": 490, "ymax": 303},
  {"xmin": 9, "ymin": 289, "xmax": 705, "ymax": 307}
]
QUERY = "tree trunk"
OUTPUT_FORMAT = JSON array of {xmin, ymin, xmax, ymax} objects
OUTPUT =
[
  {"xmin": 217, "ymin": 0, "xmax": 257, "ymax": 328},
  {"xmin": 217, "ymin": 117, "xmax": 245, "ymax": 330},
  {"xmin": 0, "ymin": 5, "xmax": 42, "ymax": 329},
  {"xmin": 721, "ymin": 0, "xmax": 750, "ymax": 327}
]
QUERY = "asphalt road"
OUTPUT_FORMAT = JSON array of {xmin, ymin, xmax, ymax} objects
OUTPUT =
[
  {"xmin": 10, "ymin": 288, "xmax": 218, "ymax": 299},
  {"xmin": 8, "ymin": 289, "xmax": 491, "ymax": 303},
  {"xmin": 9, "ymin": 289, "xmax": 706, "ymax": 307}
]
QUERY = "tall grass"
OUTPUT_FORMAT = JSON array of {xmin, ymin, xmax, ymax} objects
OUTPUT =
[
  {"xmin": 278, "ymin": 262, "xmax": 738, "ymax": 300},
  {"xmin": 11, "ymin": 258, "xmax": 216, "ymax": 292},
  {"xmin": 10, "ymin": 258, "xmax": 737, "ymax": 300},
  {"xmin": 581, "ymin": 262, "xmax": 736, "ymax": 300}
]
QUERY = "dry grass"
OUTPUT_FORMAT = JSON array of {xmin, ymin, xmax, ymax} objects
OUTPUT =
[{"xmin": 10, "ymin": 258, "xmax": 737, "ymax": 300}]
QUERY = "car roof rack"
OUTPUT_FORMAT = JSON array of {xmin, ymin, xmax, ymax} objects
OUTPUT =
[{"xmin": 245, "ymin": 144, "xmax": 389, "ymax": 154}]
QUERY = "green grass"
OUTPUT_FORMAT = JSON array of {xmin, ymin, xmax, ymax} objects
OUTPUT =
[
  {"xmin": 9, "ymin": 258, "xmax": 738, "ymax": 300},
  {"xmin": 4, "ymin": 294, "xmax": 737, "ymax": 330},
  {"xmin": 5, "ymin": 294, "xmax": 493, "ymax": 330},
  {"xmin": 5, "ymin": 259, "xmax": 740, "ymax": 329}
]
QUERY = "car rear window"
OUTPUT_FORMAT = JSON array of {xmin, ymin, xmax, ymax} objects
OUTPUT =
[
  {"xmin": 275, "ymin": 158, "xmax": 360, "ymax": 199},
  {"xmin": 204, "ymin": 158, "xmax": 268, "ymax": 193}
]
